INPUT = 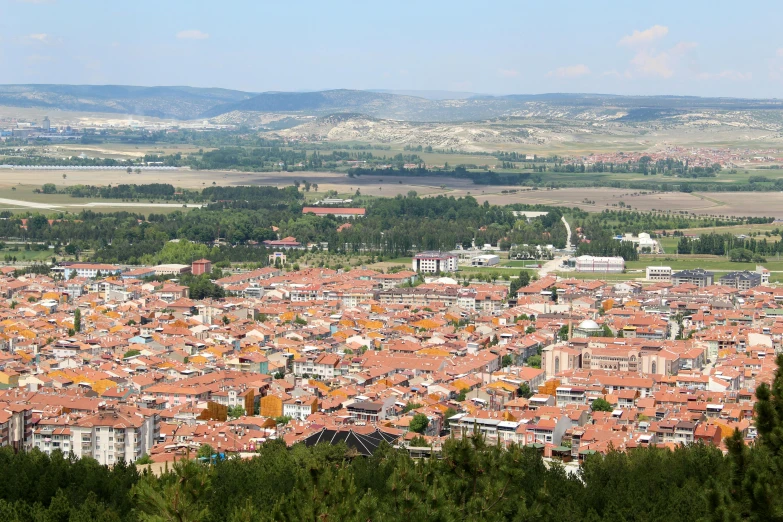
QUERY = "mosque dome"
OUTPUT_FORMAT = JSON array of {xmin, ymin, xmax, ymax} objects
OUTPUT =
[{"xmin": 578, "ymin": 319, "xmax": 600, "ymax": 330}]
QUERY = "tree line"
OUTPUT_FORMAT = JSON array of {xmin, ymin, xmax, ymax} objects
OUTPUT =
[{"xmin": 678, "ymin": 232, "xmax": 783, "ymax": 258}]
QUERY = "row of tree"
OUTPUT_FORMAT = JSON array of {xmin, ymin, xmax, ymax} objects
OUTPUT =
[{"xmin": 678, "ymin": 232, "xmax": 783, "ymax": 257}]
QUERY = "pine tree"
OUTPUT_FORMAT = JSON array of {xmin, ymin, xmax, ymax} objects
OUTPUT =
[{"xmin": 73, "ymin": 308, "xmax": 81, "ymax": 333}]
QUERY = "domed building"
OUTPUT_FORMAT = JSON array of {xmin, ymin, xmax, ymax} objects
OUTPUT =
[{"xmin": 573, "ymin": 319, "xmax": 603, "ymax": 338}]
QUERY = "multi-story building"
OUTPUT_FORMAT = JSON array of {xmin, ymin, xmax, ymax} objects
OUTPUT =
[
  {"xmin": 412, "ymin": 251, "xmax": 458, "ymax": 273},
  {"xmin": 555, "ymin": 386, "xmax": 587, "ymax": 405},
  {"xmin": 375, "ymin": 287, "xmax": 482, "ymax": 309},
  {"xmin": 646, "ymin": 266, "xmax": 672, "ymax": 281},
  {"xmin": 32, "ymin": 405, "xmax": 159, "ymax": 465},
  {"xmin": 292, "ymin": 354, "xmax": 342, "ymax": 379},
  {"xmin": 282, "ymin": 396, "xmax": 318, "ymax": 420},
  {"xmin": 719, "ymin": 271, "xmax": 762, "ymax": 290},
  {"xmin": 672, "ymin": 268, "xmax": 714, "ymax": 287}
]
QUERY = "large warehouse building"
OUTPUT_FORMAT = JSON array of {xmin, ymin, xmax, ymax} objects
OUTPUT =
[{"xmin": 574, "ymin": 255, "xmax": 625, "ymax": 273}]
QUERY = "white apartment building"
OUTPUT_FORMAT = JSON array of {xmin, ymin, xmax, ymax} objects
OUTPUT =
[
  {"xmin": 31, "ymin": 405, "xmax": 159, "ymax": 465},
  {"xmin": 646, "ymin": 266, "xmax": 672, "ymax": 281},
  {"xmin": 282, "ymin": 396, "xmax": 318, "ymax": 420},
  {"xmin": 292, "ymin": 353, "xmax": 342, "ymax": 379},
  {"xmin": 412, "ymin": 251, "xmax": 458, "ymax": 273}
]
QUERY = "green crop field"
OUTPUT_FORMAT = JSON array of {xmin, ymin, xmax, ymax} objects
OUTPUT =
[{"xmin": 0, "ymin": 248, "xmax": 57, "ymax": 262}]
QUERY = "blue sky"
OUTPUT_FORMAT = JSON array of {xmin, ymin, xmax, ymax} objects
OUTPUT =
[{"xmin": 2, "ymin": 0, "xmax": 783, "ymax": 98}]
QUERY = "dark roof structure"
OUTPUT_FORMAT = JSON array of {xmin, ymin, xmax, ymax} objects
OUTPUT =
[{"xmin": 302, "ymin": 427, "xmax": 399, "ymax": 456}]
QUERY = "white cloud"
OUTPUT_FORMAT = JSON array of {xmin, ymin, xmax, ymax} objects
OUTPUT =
[
  {"xmin": 547, "ymin": 64, "xmax": 590, "ymax": 78},
  {"xmin": 627, "ymin": 42, "xmax": 697, "ymax": 78},
  {"xmin": 671, "ymin": 41, "xmax": 698, "ymax": 55},
  {"xmin": 27, "ymin": 33, "xmax": 50, "ymax": 43},
  {"xmin": 629, "ymin": 50, "xmax": 674, "ymax": 78},
  {"xmin": 176, "ymin": 30, "xmax": 209, "ymax": 40},
  {"xmin": 498, "ymin": 68, "xmax": 520, "ymax": 78},
  {"xmin": 619, "ymin": 25, "xmax": 668, "ymax": 46},
  {"xmin": 777, "ymin": 48, "xmax": 783, "ymax": 57}
]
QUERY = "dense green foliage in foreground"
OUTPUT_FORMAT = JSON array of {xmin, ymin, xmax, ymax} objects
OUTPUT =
[{"xmin": 1, "ymin": 355, "xmax": 783, "ymax": 521}]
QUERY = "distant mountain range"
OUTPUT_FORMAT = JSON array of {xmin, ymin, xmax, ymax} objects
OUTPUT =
[
  {"xmin": 0, "ymin": 84, "xmax": 253, "ymax": 120},
  {"xmin": 0, "ymin": 84, "xmax": 782, "ymax": 122}
]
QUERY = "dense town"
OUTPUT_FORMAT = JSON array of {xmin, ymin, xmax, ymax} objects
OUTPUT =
[{"xmin": 0, "ymin": 250, "xmax": 774, "ymax": 467}]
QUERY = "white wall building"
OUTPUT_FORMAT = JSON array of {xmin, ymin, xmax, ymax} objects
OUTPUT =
[
  {"xmin": 646, "ymin": 266, "xmax": 672, "ymax": 281},
  {"xmin": 471, "ymin": 254, "xmax": 500, "ymax": 267},
  {"xmin": 412, "ymin": 251, "xmax": 458, "ymax": 273},
  {"xmin": 574, "ymin": 256, "xmax": 625, "ymax": 273},
  {"xmin": 61, "ymin": 263, "xmax": 121, "ymax": 279},
  {"xmin": 32, "ymin": 406, "xmax": 158, "ymax": 465}
]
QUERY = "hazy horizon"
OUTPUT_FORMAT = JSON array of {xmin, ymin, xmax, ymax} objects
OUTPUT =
[{"xmin": 1, "ymin": 84, "xmax": 782, "ymax": 102}]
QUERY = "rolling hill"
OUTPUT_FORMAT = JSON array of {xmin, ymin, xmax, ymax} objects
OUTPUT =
[
  {"xmin": 0, "ymin": 84, "xmax": 254, "ymax": 120},
  {"xmin": 1, "ymin": 85, "xmax": 783, "ymax": 125}
]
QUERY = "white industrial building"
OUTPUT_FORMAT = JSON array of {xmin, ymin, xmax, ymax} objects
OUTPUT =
[
  {"xmin": 471, "ymin": 254, "xmax": 500, "ymax": 267},
  {"xmin": 574, "ymin": 255, "xmax": 625, "ymax": 273}
]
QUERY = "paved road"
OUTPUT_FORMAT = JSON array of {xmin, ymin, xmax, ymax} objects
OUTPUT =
[
  {"xmin": 562, "ymin": 216, "xmax": 573, "ymax": 251},
  {"xmin": 0, "ymin": 198, "xmax": 203, "ymax": 210}
]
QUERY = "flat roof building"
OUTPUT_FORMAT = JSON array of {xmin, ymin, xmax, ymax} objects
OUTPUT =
[
  {"xmin": 154, "ymin": 264, "xmax": 191, "ymax": 276},
  {"xmin": 60, "ymin": 263, "xmax": 122, "ymax": 279},
  {"xmin": 574, "ymin": 256, "xmax": 625, "ymax": 273},
  {"xmin": 646, "ymin": 266, "xmax": 672, "ymax": 281},
  {"xmin": 302, "ymin": 207, "xmax": 366, "ymax": 219}
]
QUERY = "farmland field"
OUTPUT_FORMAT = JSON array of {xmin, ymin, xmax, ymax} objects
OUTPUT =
[{"xmin": 2, "ymin": 160, "xmax": 783, "ymax": 219}]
